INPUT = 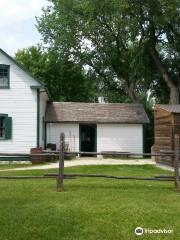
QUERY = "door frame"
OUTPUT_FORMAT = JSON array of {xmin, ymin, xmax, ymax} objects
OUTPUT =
[{"xmin": 79, "ymin": 123, "xmax": 97, "ymax": 153}]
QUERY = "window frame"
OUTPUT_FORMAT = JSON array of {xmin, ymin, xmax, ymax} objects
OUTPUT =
[
  {"xmin": 0, "ymin": 114, "xmax": 12, "ymax": 140},
  {"xmin": 0, "ymin": 64, "xmax": 10, "ymax": 89},
  {"xmin": 0, "ymin": 117, "xmax": 5, "ymax": 139},
  {"xmin": 0, "ymin": 114, "xmax": 7, "ymax": 139}
]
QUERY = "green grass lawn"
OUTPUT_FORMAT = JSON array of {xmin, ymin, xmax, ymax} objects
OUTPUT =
[
  {"xmin": 0, "ymin": 163, "xmax": 32, "ymax": 170},
  {"xmin": 0, "ymin": 165, "xmax": 179, "ymax": 240}
]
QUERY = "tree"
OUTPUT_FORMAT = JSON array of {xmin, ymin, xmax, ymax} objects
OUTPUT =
[
  {"xmin": 37, "ymin": 0, "xmax": 180, "ymax": 104},
  {"xmin": 15, "ymin": 46, "xmax": 97, "ymax": 102},
  {"xmin": 37, "ymin": 0, "xmax": 153, "ymax": 103},
  {"xmin": 128, "ymin": 0, "xmax": 180, "ymax": 103}
]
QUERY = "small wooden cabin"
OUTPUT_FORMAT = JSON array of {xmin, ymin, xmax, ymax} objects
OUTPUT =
[{"xmin": 154, "ymin": 105, "xmax": 180, "ymax": 166}]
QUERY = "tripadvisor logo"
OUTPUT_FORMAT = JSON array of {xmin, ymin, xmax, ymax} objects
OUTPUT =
[
  {"xmin": 134, "ymin": 226, "xmax": 173, "ymax": 236},
  {"xmin": 135, "ymin": 227, "xmax": 143, "ymax": 236}
]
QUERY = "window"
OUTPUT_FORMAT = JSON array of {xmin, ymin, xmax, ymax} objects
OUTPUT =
[
  {"xmin": 0, "ymin": 65, "xmax": 10, "ymax": 88},
  {"xmin": 0, "ymin": 117, "xmax": 5, "ymax": 138},
  {"xmin": 0, "ymin": 115, "xmax": 12, "ymax": 140}
]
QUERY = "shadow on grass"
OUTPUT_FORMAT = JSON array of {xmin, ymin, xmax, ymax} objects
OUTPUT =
[{"xmin": 62, "ymin": 179, "xmax": 174, "ymax": 193}]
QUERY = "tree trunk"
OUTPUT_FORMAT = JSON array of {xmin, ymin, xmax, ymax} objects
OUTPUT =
[
  {"xmin": 148, "ymin": 45, "xmax": 179, "ymax": 104},
  {"xmin": 170, "ymin": 87, "xmax": 180, "ymax": 105},
  {"xmin": 128, "ymin": 80, "xmax": 139, "ymax": 103}
]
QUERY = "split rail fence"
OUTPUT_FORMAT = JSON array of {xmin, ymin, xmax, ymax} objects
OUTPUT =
[{"xmin": 0, "ymin": 133, "xmax": 180, "ymax": 192}]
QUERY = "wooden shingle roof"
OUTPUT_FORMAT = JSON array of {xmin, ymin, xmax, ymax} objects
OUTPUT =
[
  {"xmin": 156, "ymin": 104, "xmax": 180, "ymax": 113},
  {"xmin": 45, "ymin": 102, "xmax": 149, "ymax": 124}
]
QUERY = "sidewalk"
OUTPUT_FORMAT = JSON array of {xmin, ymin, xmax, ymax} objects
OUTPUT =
[{"xmin": 156, "ymin": 163, "xmax": 174, "ymax": 172}]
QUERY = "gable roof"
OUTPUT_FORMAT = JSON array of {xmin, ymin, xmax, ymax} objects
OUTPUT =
[
  {"xmin": 156, "ymin": 104, "xmax": 180, "ymax": 113},
  {"xmin": 0, "ymin": 48, "xmax": 51, "ymax": 99},
  {"xmin": 0, "ymin": 48, "xmax": 45, "ymax": 87},
  {"xmin": 45, "ymin": 102, "xmax": 149, "ymax": 124}
]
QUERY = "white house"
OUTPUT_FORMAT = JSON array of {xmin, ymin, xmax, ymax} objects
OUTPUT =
[
  {"xmin": 0, "ymin": 48, "xmax": 149, "ymax": 158},
  {"xmin": 0, "ymin": 48, "xmax": 49, "ymax": 155}
]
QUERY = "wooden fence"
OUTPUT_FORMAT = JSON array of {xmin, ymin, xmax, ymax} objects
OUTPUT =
[
  {"xmin": 52, "ymin": 133, "xmax": 180, "ymax": 192},
  {"xmin": 0, "ymin": 132, "xmax": 180, "ymax": 192}
]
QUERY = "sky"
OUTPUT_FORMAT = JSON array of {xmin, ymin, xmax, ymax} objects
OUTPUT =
[{"xmin": 0, "ymin": 0, "xmax": 48, "ymax": 56}]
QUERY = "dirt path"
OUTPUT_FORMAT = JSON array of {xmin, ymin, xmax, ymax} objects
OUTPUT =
[{"xmin": 0, "ymin": 158, "xmax": 155, "ymax": 172}]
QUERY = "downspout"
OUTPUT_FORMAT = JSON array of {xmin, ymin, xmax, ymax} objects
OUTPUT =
[
  {"xmin": 143, "ymin": 124, "xmax": 145, "ymax": 153},
  {"xmin": 44, "ymin": 121, "xmax": 47, "ymax": 150},
  {"xmin": 37, "ymin": 89, "xmax": 40, "ymax": 148}
]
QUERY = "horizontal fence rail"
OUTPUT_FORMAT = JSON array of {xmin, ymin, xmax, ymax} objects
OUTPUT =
[
  {"xmin": 0, "ymin": 152, "xmax": 176, "ymax": 158},
  {"xmin": 45, "ymin": 173, "xmax": 175, "ymax": 182},
  {"xmin": 54, "ymin": 133, "xmax": 180, "ymax": 192},
  {"xmin": 0, "ymin": 132, "xmax": 179, "ymax": 193}
]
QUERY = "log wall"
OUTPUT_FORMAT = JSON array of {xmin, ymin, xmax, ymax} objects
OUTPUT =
[{"xmin": 154, "ymin": 108, "xmax": 174, "ymax": 166}]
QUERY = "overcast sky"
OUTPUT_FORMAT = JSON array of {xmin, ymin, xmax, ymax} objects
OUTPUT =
[{"xmin": 0, "ymin": 0, "xmax": 48, "ymax": 56}]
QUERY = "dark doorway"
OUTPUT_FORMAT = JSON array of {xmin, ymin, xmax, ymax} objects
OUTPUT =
[{"xmin": 79, "ymin": 124, "xmax": 97, "ymax": 155}]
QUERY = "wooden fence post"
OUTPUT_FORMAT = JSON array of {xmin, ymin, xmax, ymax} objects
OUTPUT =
[
  {"xmin": 56, "ymin": 133, "xmax": 65, "ymax": 192},
  {"xmin": 174, "ymin": 134, "xmax": 180, "ymax": 192}
]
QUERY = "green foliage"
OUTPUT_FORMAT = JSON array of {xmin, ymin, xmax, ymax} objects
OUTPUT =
[
  {"xmin": 37, "ymin": 0, "xmax": 180, "ymax": 104},
  {"xmin": 37, "ymin": 0, "xmax": 154, "ymax": 102},
  {"xmin": 15, "ymin": 46, "xmax": 97, "ymax": 102},
  {"xmin": 128, "ymin": 0, "xmax": 180, "ymax": 103}
]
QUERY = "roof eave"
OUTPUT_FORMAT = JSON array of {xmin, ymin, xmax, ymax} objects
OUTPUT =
[
  {"xmin": 31, "ymin": 85, "xmax": 52, "ymax": 100},
  {"xmin": 45, "ymin": 120, "xmax": 148, "ymax": 124},
  {"xmin": 0, "ymin": 48, "xmax": 45, "ymax": 87},
  {"xmin": 31, "ymin": 86, "xmax": 46, "ymax": 90}
]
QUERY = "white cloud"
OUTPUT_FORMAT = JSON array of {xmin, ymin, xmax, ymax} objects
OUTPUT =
[
  {"xmin": 0, "ymin": 0, "xmax": 48, "ymax": 55},
  {"xmin": 0, "ymin": 0, "xmax": 47, "ymax": 27},
  {"xmin": 0, "ymin": 20, "xmax": 41, "ymax": 54}
]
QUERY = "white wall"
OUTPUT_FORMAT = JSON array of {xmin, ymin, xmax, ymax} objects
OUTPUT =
[
  {"xmin": 97, "ymin": 124, "xmax": 143, "ymax": 154},
  {"xmin": 47, "ymin": 123, "xmax": 143, "ymax": 154},
  {"xmin": 0, "ymin": 52, "xmax": 42, "ymax": 153},
  {"xmin": 47, "ymin": 123, "xmax": 79, "ymax": 151}
]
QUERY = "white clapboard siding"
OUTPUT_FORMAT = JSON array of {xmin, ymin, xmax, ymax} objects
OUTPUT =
[
  {"xmin": 0, "ymin": 51, "xmax": 42, "ymax": 153},
  {"xmin": 47, "ymin": 123, "xmax": 143, "ymax": 154},
  {"xmin": 97, "ymin": 124, "xmax": 143, "ymax": 154},
  {"xmin": 47, "ymin": 123, "xmax": 79, "ymax": 151}
]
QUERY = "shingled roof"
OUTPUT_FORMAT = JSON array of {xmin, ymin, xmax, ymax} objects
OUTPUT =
[
  {"xmin": 156, "ymin": 104, "xmax": 180, "ymax": 113},
  {"xmin": 45, "ymin": 102, "xmax": 149, "ymax": 124}
]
